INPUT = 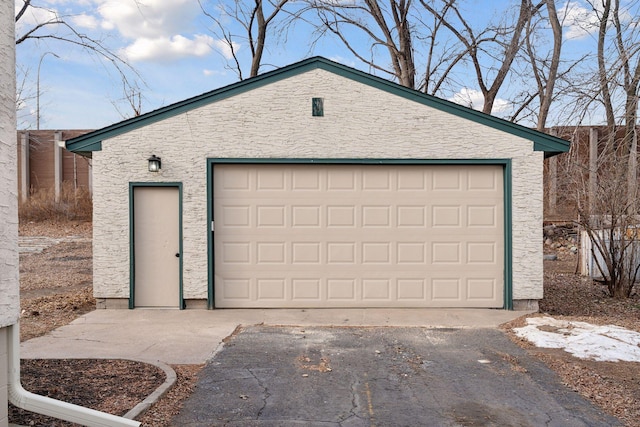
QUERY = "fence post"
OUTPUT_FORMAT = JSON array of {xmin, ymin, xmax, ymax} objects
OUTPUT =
[
  {"xmin": 629, "ymin": 127, "xmax": 638, "ymax": 211},
  {"xmin": 54, "ymin": 131, "xmax": 63, "ymax": 203},
  {"xmin": 589, "ymin": 127, "xmax": 598, "ymax": 214},
  {"xmin": 19, "ymin": 131, "xmax": 29, "ymax": 203}
]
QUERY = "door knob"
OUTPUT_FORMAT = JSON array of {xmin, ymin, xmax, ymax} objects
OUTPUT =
[{"xmin": 175, "ymin": 253, "xmax": 180, "ymax": 258}]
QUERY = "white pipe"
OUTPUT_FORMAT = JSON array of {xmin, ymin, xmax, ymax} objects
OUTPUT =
[{"xmin": 7, "ymin": 322, "xmax": 141, "ymax": 427}]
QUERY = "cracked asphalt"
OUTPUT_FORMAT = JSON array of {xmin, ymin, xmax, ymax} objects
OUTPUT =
[{"xmin": 172, "ymin": 326, "xmax": 620, "ymax": 426}]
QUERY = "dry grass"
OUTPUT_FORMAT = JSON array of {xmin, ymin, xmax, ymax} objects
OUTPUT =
[{"xmin": 19, "ymin": 182, "xmax": 92, "ymax": 223}]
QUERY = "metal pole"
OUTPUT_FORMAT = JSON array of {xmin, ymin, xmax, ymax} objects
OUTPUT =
[{"xmin": 36, "ymin": 52, "xmax": 59, "ymax": 130}]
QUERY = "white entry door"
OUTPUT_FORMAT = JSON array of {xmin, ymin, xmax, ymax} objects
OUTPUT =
[{"xmin": 133, "ymin": 186, "xmax": 180, "ymax": 307}]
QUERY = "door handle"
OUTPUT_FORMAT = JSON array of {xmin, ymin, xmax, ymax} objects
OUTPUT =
[{"xmin": 175, "ymin": 253, "xmax": 180, "ymax": 258}]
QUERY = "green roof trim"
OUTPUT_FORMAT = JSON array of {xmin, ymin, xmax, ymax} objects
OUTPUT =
[{"xmin": 66, "ymin": 56, "xmax": 570, "ymax": 157}]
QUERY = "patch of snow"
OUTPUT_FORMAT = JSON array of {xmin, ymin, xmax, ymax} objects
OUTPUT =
[{"xmin": 513, "ymin": 316, "xmax": 640, "ymax": 362}]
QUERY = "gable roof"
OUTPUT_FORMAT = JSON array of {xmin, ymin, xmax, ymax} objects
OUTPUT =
[{"xmin": 66, "ymin": 56, "xmax": 569, "ymax": 158}]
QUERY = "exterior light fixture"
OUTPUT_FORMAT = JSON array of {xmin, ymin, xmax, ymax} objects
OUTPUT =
[{"xmin": 148, "ymin": 155, "xmax": 161, "ymax": 172}]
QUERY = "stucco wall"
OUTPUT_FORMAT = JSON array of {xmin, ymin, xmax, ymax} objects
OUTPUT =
[
  {"xmin": 0, "ymin": 0, "xmax": 18, "ymax": 423},
  {"xmin": 93, "ymin": 68, "xmax": 544, "ymax": 304}
]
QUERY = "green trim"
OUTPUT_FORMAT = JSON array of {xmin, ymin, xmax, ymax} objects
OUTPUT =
[
  {"xmin": 129, "ymin": 182, "xmax": 184, "ymax": 309},
  {"xmin": 206, "ymin": 163, "xmax": 214, "ymax": 309},
  {"xmin": 208, "ymin": 158, "xmax": 514, "ymax": 310},
  {"xmin": 503, "ymin": 161, "xmax": 513, "ymax": 310},
  {"xmin": 67, "ymin": 57, "xmax": 569, "ymax": 157},
  {"xmin": 211, "ymin": 158, "xmax": 508, "ymax": 165},
  {"xmin": 128, "ymin": 186, "xmax": 134, "ymax": 310}
]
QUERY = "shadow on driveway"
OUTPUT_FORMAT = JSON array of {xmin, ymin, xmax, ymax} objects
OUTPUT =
[{"xmin": 173, "ymin": 326, "xmax": 620, "ymax": 426}]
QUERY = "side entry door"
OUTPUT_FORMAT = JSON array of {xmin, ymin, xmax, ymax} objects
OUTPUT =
[{"xmin": 132, "ymin": 185, "xmax": 181, "ymax": 308}]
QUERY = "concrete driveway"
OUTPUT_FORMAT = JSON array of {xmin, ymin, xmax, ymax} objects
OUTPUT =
[
  {"xmin": 174, "ymin": 326, "xmax": 620, "ymax": 427},
  {"xmin": 20, "ymin": 308, "xmax": 526, "ymax": 364}
]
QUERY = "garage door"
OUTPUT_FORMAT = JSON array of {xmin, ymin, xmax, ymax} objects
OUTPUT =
[{"xmin": 213, "ymin": 164, "xmax": 504, "ymax": 308}]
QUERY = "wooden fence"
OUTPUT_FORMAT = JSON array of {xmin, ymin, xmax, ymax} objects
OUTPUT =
[{"xmin": 17, "ymin": 130, "xmax": 93, "ymax": 202}]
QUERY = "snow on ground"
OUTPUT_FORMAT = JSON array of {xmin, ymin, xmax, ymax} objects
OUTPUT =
[{"xmin": 513, "ymin": 316, "xmax": 640, "ymax": 362}]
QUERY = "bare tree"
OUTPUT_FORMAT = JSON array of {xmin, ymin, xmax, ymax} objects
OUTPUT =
[
  {"xmin": 596, "ymin": 0, "xmax": 616, "ymax": 128},
  {"xmin": 311, "ymin": 0, "xmax": 417, "ymax": 89},
  {"xmin": 15, "ymin": 0, "xmax": 143, "ymax": 119},
  {"xmin": 527, "ymin": 0, "xmax": 562, "ymax": 131},
  {"xmin": 586, "ymin": 0, "xmax": 640, "ymax": 146},
  {"xmin": 309, "ymin": 0, "xmax": 560, "ymax": 113},
  {"xmin": 199, "ymin": 0, "xmax": 292, "ymax": 80},
  {"xmin": 610, "ymin": 0, "xmax": 640, "ymax": 151},
  {"xmin": 550, "ymin": 0, "xmax": 640, "ymax": 300},
  {"xmin": 112, "ymin": 80, "xmax": 145, "ymax": 120},
  {"xmin": 420, "ymin": 0, "xmax": 542, "ymax": 114},
  {"xmin": 571, "ymin": 133, "xmax": 640, "ymax": 299},
  {"xmin": 511, "ymin": 1, "xmax": 590, "ymax": 130},
  {"xmin": 417, "ymin": 1, "xmax": 469, "ymax": 95}
]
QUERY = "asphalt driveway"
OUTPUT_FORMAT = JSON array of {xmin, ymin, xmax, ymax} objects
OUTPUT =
[{"xmin": 173, "ymin": 326, "xmax": 619, "ymax": 426}]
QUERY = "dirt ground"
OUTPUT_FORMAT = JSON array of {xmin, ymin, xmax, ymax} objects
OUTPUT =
[
  {"xmin": 18, "ymin": 221, "xmax": 94, "ymax": 342},
  {"xmin": 10, "ymin": 220, "xmax": 640, "ymax": 426},
  {"xmin": 504, "ymin": 241, "xmax": 640, "ymax": 426}
]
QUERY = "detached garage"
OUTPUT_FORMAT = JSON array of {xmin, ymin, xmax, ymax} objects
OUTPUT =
[{"xmin": 66, "ymin": 57, "xmax": 569, "ymax": 310}]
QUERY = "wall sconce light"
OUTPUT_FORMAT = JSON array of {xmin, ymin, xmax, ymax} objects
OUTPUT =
[{"xmin": 148, "ymin": 155, "xmax": 162, "ymax": 172}]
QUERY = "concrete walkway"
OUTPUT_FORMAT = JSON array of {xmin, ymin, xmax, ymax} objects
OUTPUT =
[{"xmin": 20, "ymin": 308, "xmax": 528, "ymax": 364}]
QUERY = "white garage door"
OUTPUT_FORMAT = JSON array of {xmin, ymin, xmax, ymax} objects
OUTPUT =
[{"xmin": 213, "ymin": 164, "xmax": 504, "ymax": 308}]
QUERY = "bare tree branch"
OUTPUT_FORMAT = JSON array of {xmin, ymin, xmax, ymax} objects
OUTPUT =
[
  {"xmin": 200, "ymin": 0, "xmax": 291, "ymax": 79},
  {"xmin": 15, "ymin": 1, "xmax": 145, "ymax": 119},
  {"xmin": 310, "ymin": 0, "xmax": 417, "ymax": 88}
]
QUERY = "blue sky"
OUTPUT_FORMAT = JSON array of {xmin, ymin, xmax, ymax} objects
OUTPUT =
[{"xmin": 15, "ymin": 0, "xmax": 606, "ymax": 130}]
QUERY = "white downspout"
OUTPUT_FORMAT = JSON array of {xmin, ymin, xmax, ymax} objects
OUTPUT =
[{"xmin": 7, "ymin": 322, "xmax": 141, "ymax": 427}]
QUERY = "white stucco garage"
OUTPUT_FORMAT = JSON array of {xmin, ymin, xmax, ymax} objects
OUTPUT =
[{"xmin": 66, "ymin": 57, "xmax": 569, "ymax": 310}]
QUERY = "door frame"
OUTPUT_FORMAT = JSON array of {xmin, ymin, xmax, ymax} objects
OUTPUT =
[
  {"xmin": 129, "ymin": 182, "xmax": 184, "ymax": 309},
  {"xmin": 207, "ymin": 159, "xmax": 513, "ymax": 310}
]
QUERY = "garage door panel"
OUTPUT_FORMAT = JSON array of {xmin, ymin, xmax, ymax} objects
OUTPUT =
[
  {"xmin": 431, "ymin": 169, "xmax": 462, "ymax": 190},
  {"xmin": 467, "ymin": 167, "xmax": 499, "ymax": 190},
  {"xmin": 362, "ymin": 169, "xmax": 392, "ymax": 190},
  {"xmin": 397, "ymin": 279, "xmax": 427, "ymax": 300},
  {"xmin": 218, "ymin": 240, "xmax": 503, "ymax": 267},
  {"xmin": 214, "ymin": 164, "xmax": 504, "ymax": 308},
  {"xmin": 256, "ymin": 168, "xmax": 286, "ymax": 190},
  {"xmin": 467, "ymin": 278, "xmax": 498, "ymax": 300},
  {"xmin": 467, "ymin": 205, "xmax": 498, "ymax": 227},
  {"xmin": 216, "ymin": 275, "xmax": 502, "ymax": 308}
]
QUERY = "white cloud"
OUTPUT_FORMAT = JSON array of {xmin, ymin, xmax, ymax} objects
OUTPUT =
[
  {"xmin": 212, "ymin": 39, "xmax": 240, "ymax": 60},
  {"xmin": 559, "ymin": 1, "xmax": 634, "ymax": 40},
  {"xmin": 71, "ymin": 13, "xmax": 99, "ymax": 29},
  {"xmin": 98, "ymin": 0, "xmax": 201, "ymax": 40},
  {"xmin": 86, "ymin": 0, "xmax": 215, "ymax": 62},
  {"xmin": 514, "ymin": 316, "xmax": 640, "ymax": 362},
  {"xmin": 203, "ymin": 69, "xmax": 226, "ymax": 77},
  {"xmin": 328, "ymin": 55, "xmax": 356, "ymax": 68},
  {"xmin": 123, "ymin": 34, "xmax": 214, "ymax": 62},
  {"xmin": 448, "ymin": 88, "xmax": 510, "ymax": 113},
  {"xmin": 492, "ymin": 98, "xmax": 511, "ymax": 113},
  {"xmin": 558, "ymin": 1, "xmax": 600, "ymax": 39}
]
